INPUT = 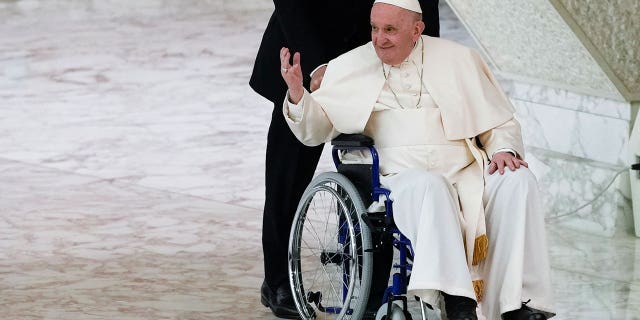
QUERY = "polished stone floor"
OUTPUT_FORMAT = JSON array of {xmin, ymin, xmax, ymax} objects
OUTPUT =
[{"xmin": 0, "ymin": 1, "xmax": 638, "ymax": 319}]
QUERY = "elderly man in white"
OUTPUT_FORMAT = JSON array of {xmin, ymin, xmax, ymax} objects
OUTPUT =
[{"xmin": 278, "ymin": 0, "xmax": 555, "ymax": 319}]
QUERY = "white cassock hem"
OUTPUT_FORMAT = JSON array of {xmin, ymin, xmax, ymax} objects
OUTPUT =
[{"xmin": 379, "ymin": 167, "xmax": 555, "ymax": 319}]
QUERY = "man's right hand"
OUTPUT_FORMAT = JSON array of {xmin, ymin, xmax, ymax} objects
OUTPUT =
[
  {"xmin": 280, "ymin": 47, "xmax": 304, "ymax": 104},
  {"xmin": 310, "ymin": 65, "xmax": 327, "ymax": 92}
]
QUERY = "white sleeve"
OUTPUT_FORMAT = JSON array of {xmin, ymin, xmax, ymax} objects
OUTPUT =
[
  {"xmin": 491, "ymin": 148, "xmax": 517, "ymax": 159},
  {"xmin": 284, "ymin": 89, "xmax": 307, "ymax": 122},
  {"xmin": 281, "ymin": 89, "xmax": 339, "ymax": 146}
]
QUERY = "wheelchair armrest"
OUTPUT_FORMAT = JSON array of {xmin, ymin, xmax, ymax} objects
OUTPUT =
[
  {"xmin": 330, "ymin": 133, "xmax": 386, "ymax": 207},
  {"xmin": 331, "ymin": 134, "xmax": 374, "ymax": 148}
]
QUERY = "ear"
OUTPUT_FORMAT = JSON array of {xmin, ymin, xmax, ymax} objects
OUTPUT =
[{"xmin": 415, "ymin": 21, "xmax": 425, "ymax": 39}]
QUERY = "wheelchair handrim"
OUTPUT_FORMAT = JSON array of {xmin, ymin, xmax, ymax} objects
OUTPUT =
[{"xmin": 288, "ymin": 184, "xmax": 360, "ymax": 319}]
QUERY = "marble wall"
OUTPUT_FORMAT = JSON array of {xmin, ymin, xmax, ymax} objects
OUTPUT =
[
  {"xmin": 445, "ymin": 0, "xmax": 622, "ymax": 100},
  {"xmin": 444, "ymin": 0, "xmax": 637, "ymax": 236},
  {"xmin": 552, "ymin": 0, "xmax": 640, "ymax": 100},
  {"xmin": 506, "ymin": 81, "xmax": 632, "ymax": 237}
]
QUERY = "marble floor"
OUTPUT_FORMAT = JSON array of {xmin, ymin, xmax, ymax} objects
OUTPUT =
[{"xmin": 0, "ymin": 1, "xmax": 639, "ymax": 319}]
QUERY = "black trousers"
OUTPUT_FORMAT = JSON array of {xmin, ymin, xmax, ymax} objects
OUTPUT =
[
  {"xmin": 262, "ymin": 103, "xmax": 393, "ymax": 309},
  {"xmin": 262, "ymin": 103, "xmax": 324, "ymax": 289}
]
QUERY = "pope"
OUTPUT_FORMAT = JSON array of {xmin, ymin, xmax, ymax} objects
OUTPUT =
[{"xmin": 279, "ymin": 0, "xmax": 556, "ymax": 319}]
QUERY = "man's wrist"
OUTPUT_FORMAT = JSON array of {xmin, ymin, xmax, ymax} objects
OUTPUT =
[{"xmin": 288, "ymin": 88, "xmax": 303, "ymax": 104}]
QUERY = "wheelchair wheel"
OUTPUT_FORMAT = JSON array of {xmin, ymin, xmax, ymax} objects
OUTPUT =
[
  {"xmin": 375, "ymin": 303, "xmax": 409, "ymax": 320},
  {"xmin": 289, "ymin": 172, "xmax": 373, "ymax": 320}
]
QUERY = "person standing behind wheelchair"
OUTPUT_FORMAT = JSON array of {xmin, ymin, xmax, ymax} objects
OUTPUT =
[
  {"xmin": 278, "ymin": 0, "xmax": 556, "ymax": 319},
  {"xmin": 250, "ymin": 1, "xmax": 440, "ymax": 319}
]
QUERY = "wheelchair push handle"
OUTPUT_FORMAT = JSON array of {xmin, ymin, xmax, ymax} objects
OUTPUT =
[{"xmin": 330, "ymin": 134, "xmax": 377, "ymax": 168}]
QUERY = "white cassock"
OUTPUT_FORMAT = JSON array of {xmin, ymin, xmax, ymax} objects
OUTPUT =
[
  {"xmin": 283, "ymin": 36, "xmax": 555, "ymax": 319},
  {"xmin": 382, "ymin": 168, "xmax": 555, "ymax": 320}
]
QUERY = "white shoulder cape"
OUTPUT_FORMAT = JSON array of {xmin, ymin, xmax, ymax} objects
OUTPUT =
[{"xmin": 310, "ymin": 36, "xmax": 515, "ymax": 140}]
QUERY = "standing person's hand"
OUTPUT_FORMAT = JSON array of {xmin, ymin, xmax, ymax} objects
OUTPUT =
[
  {"xmin": 280, "ymin": 47, "xmax": 304, "ymax": 103},
  {"xmin": 310, "ymin": 65, "xmax": 327, "ymax": 92}
]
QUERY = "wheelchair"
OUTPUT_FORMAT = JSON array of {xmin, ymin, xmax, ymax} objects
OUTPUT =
[{"xmin": 288, "ymin": 134, "xmax": 432, "ymax": 320}]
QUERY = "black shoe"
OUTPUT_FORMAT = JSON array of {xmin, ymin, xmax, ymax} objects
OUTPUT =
[
  {"xmin": 442, "ymin": 293, "xmax": 478, "ymax": 320},
  {"xmin": 502, "ymin": 301, "xmax": 548, "ymax": 320},
  {"xmin": 261, "ymin": 282, "xmax": 300, "ymax": 319}
]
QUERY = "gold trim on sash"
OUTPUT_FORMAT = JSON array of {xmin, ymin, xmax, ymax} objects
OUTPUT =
[
  {"xmin": 472, "ymin": 234, "xmax": 488, "ymax": 266},
  {"xmin": 472, "ymin": 279, "xmax": 484, "ymax": 302}
]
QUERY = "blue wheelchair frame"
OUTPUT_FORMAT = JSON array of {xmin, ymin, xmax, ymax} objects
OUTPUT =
[{"xmin": 331, "ymin": 134, "xmax": 416, "ymax": 317}]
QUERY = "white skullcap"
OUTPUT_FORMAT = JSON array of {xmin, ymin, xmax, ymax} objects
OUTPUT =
[{"xmin": 373, "ymin": 0, "xmax": 422, "ymax": 13}]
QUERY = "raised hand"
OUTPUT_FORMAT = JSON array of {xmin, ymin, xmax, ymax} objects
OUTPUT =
[{"xmin": 280, "ymin": 47, "xmax": 304, "ymax": 104}]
